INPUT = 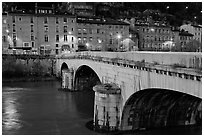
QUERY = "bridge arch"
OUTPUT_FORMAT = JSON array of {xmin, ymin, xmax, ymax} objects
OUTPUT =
[
  {"xmin": 60, "ymin": 62, "xmax": 69, "ymax": 76},
  {"xmin": 120, "ymin": 88, "xmax": 202, "ymax": 131},
  {"xmin": 74, "ymin": 65, "xmax": 101, "ymax": 91}
]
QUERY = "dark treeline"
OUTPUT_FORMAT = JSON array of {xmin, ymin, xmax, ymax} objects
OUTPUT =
[{"xmin": 2, "ymin": 55, "xmax": 55, "ymax": 78}]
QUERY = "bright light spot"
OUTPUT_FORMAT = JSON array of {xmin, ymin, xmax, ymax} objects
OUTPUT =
[
  {"xmin": 166, "ymin": 6, "xmax": 169, "ymax": 9},
  {"xmin": 6, "ymin": 29, "xmax": 9, "ymax": 33},
  {"xmin": 98, "ymin": 39, "xmax": 102, "ymax": 43},
  {"xmin": 185, "ymin": 6, "xmax": 188, "ymax": 9},
  {"xmin": 68, "ymin": 31, "xmax": 72, "ymax": 35},
  {"xmin": 117, "ymin": 34, "xmax": 122, "ymax": 39},
  {"xmin": 86, "ymin": 43, "xmax": 89, "ymax": 47},
  {"xmin": 150, "ymin": 28, "xmax": 155, "ymax": 32},
  {"xmin": 194, "ymin": 16, "xmax": 197, "ymax": 19}
]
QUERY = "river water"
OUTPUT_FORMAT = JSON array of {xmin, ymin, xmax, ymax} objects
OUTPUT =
[{"xmin": 2, "ymin": 81, "xmax": 201, "ymax": 135}]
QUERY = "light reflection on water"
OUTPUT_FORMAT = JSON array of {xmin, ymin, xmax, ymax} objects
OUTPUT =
[
  {"xmin": 3, "ymin": 92, "xmax": 22, "ymax": 131},
  {"xmin": 2, "ymin": 81, "xmax": 96, "ymax": 135}
]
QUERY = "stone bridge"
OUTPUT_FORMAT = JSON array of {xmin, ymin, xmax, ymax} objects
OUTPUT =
[{"xmin": 56, "ymin": 51, "xmax": 202, "ymax": 132}]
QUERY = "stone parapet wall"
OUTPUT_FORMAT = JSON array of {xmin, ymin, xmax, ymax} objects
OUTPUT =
[{"xmin": 60, "ymin": 51, "xmax": 202, "ymax": 70}]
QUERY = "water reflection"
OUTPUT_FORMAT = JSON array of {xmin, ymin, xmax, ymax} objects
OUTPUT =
[
  {"xmin": 2, "ymin": 81, "xmax": 201, "ymax": 135},
  {"xmin": 3, "ymin": 90, "xmax": 22, "ymax": 132},
  {"xmin": 2, "ymin": 81, "xmax": 97, "ymax": 135}
]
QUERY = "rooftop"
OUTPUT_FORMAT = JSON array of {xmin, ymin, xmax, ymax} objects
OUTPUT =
[
  {"xmin": 76, "ymin": 16, "xmax": 130, "ymax": 25},
  {"xmin": 179, "ymin": 31, "xmax": 194, "ymax": 36},
  {"xmin": 7, "ymin": 12, "xmax": 76, "ymax": 18}
]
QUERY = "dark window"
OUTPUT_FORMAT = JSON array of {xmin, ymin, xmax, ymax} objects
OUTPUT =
[
  {"xmin": 64, "ymin": 26, "xmax": 67, "ymax": 33},
  {"xmin": 44, "ymin": 17, "xmax": 48, "ymax": 24},
  {"xmin": 31, "ymin": 42, "xmax": 35, "ymax": 47},
  {"xmin": 13, "ymin": 24, "xmax": 16, "ymax": 32},
  {"xmin": 31, "ymin": 17, "xmax": 34, "ymax": 23},
  {"xmin": 56, "ymin": 49, "xmax": 59, "ymax": 54},
  {"xmin": 64, "ymin": 35, "xmax": 67, "ymax": 42},
  {"xmin": 3, "ymin": 36, "xmax": 6, "ymax": 42},
  {"xmin": 31, "ymin": 35, "xmax": 34, "ymax": 41},
  {"xmin": 56, "ymin": 17, "xmax": 59, "ymax": 24},
  {"xmin": 44, "ymin": 25, "xmax": 48, "ymax": 32},
  {"xmin": 12, "ymin": 16, "xmax": 15, "ymax": 23},
  {"xmin": 56, "ymin": 26, "xmax": 59, "ymax": 33},
  {"xmin": 31, "ymin": 25, "xmax": 34, "ymax": 32},
  {"xmin": 56, "ymin": 35, "xmax": 59, "ymax": 42},
  {"xmin": 45, "ymin": 35, "xmax": 49, "ymax": 42},
  {"xmin": 97, "ymin": 29, "xmax": 100, "ymax": 34},
  {"xmin": 64, "ymin": 18, "xmax": 67, "ymax": 23}
]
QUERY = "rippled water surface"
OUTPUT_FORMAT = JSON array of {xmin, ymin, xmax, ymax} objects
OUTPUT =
[
  {"xmin": 2, "ymin": 81, "xmax": 201, "ymax": 135},
  {"xmin": 2, "ymin": 81, "xmax": 98, "ymax": 135}
]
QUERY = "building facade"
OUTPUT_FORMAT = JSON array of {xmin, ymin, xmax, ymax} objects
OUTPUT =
[
  {"xmin": 179, "ymin": 30, "xmax": 194, "ymax": 50},
  {"xmin": 2, "ymin": 12, "xmax": 130, "ymax": 55},
  {"xmin": 76, "ymin": 16, "xmax": 130, "ymax": 51},
  {"xmin": 180, "ymin": 24, "xmax": 202, "ymax": 43},
  {"xmin": 3, "ymin": 12, "xmax": 77, "ymax": 55},
  {"xmin": 68, "ymin": 2, "xmax": 96, "ymax": 17},
  {"xmin": 133, "ymin": 24, "xmax": 175, "ymax": 51}
]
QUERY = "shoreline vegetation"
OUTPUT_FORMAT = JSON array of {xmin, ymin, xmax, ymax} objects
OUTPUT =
[{"xmin": 2, "ymin": 54, "xmax": 57, "ymax": 83}]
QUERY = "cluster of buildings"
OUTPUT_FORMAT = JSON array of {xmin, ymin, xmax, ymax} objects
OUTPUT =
[{"xmin": 2, "ymin": 3, "xmax": 202, "ymax": 55}]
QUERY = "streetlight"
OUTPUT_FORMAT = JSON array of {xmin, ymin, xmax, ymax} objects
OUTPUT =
[
  {"xmin": 86, "ymin": 42, "xmax": 90, "ymax": 50},
  {"xmin": 117, "ymin": 34, "xmax": 121, "ymax": 51}
]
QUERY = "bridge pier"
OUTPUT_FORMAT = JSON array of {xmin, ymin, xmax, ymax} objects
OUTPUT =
[
  {"xmin": 93, "ymin": 83, "xmax": 121, "ymax": 132},
  {"xmin": 61, "ymin": 68, "xmax": 74, "ymax": 91}
]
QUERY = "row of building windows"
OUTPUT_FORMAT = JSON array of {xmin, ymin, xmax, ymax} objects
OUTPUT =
[
  {"xmin": 77, "ymin": 37, "xmax": 102, "ymax": 43},
  {"xmin": 180, "ymin": 36, "xmax": 192, "ymax": 40},
  {"xmin": 12, "ymin": 16, "xmax": 75, "ymax": 24},
  {"xmin": 142, "ymin": 27, "xmax": 170, "ymax": 34},
  {"xmin": 143, "ymin": 35, "xmax": 173, "ymax": 41}
]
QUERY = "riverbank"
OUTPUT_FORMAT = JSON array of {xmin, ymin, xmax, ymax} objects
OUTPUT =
[{"xmin": 2, "ymin": 76, "xmax": 59, "ymax": 83}]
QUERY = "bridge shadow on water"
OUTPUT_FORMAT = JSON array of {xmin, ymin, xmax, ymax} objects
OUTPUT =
[{"xmin": 85, "ymin": 120, "xmax": 201, "ymax": 135}]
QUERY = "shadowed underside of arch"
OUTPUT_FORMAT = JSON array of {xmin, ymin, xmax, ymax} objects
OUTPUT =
[
  {"xmin": 61, "ymin": 62, "xmax": 69, "ymax": 76},
  {"xmin": 121, "ymin": 88, "xmax": 202, "ymax": 131},
  {"xmin": 74, "ymin": 65, "xmax": 101, "ymax": 91}
]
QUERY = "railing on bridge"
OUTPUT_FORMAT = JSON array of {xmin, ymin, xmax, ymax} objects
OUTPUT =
[{"xmin": 58, "ymin": 53, "xmax": 202, "ymax": 82}]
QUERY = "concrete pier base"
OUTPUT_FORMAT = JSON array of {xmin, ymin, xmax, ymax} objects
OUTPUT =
[
  {"xmin": 93, "ymin": 83, "xmax": 121, "ymax": 131},
  {"xmin": 61, "ymin": 69, "xmax": 74, "ymax": 91}
]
